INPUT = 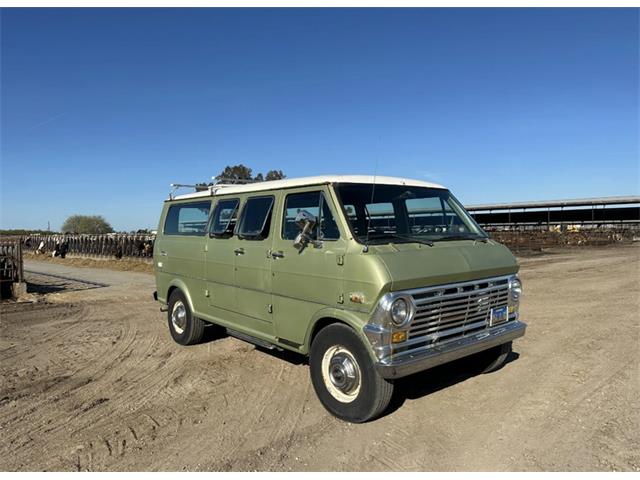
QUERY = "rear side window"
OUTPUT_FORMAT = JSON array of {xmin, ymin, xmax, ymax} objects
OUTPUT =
[
  {"xmin": 282, "ymin": 191, "xmax": 340, "ymax": 241},
  {"xmin": 209, "ymin": 198, "xmax": 239, "ymax": 236},
  {"xmin": 164, "ymin": 201, "xmax": 211, "ymax": 236},
  {"xmin": 237, "ymin": 196, "xmax": 274, "ymax": 239}
]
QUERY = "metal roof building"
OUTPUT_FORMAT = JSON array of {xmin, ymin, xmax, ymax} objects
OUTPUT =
[{"xmin": 466, "ymin": 196, "xmax": 640, "ymax": 228}]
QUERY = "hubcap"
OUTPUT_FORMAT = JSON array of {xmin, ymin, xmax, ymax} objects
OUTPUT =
[
  {"xmin": 171, "ymin": 300, "xmax": 187, "ymax": 334},
  {"xmin": 321, "ymin": 346, "xmax": 361, "ymax": 403}
]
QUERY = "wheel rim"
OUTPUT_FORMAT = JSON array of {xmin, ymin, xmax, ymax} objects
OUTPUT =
[
  {"xmin": 171, "ymin": 300, "xmax": 187, "ymax": 335},
  {"xmin": 321, "ymin": 346, "xmax": 361, "ymax": 403}
]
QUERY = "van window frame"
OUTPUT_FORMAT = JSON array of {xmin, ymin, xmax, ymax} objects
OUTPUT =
[
  {"xmin": 163, "ymin": 200, "xmax": 212, "ymax": 237},
  {"xmin": 281, "ymin": 190, "xmax": 340, "ymax": 242},
  {"xmin": 332, "ymin": 183, "xmax": 487, "ymax": 244},
  {"xmin": 208, "ymin": 197, "xmax": 240, "ymax": 238},
  {"xmin": 235, "ymin": 195, "xmax": 275, "ymax": 240}
]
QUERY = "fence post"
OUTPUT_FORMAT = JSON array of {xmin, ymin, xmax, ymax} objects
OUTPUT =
[{"xmin": 18, "ymin": 241, "xmax": 23, "ymax": 284}]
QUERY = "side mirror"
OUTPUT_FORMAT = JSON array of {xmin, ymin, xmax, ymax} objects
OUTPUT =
[{"xmin": 293, "ymin": 210, "xmax": 318, "ymax": 251}]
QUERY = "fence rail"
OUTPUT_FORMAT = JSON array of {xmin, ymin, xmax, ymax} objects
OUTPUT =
[
  {"xmin": 19, "ymin": 234, "xmax": 155, "ymax": 259},
  {"xmin": 2, "ymin": 226, "xmax": 637, "ymax": 264},
  {"xmin": 485, "ymin": 228, "xmax": 638, "ymax": 252},
  {"xmin": 0, "ymin": 239, "xmax": 24, "ymax": 299}
]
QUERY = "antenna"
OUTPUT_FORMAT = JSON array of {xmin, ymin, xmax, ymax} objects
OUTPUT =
[{"xmin": 363, "ymin": 138, "xmax": 381, "ymax": 252}]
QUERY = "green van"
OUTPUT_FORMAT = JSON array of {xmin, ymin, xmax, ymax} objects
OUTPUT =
[{"xmin": 153, "ymin": 175, "xmax": 526, "ymax": 422}]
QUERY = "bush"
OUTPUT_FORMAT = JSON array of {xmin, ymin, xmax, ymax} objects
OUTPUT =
[{"xmin": 61, "ymin": 215, "xmax": 114, "ymax": 234}]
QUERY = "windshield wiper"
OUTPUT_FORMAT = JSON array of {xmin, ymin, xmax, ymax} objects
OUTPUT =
[
  {"xmin": 432, "ymin": 234, "xmax": 488, "ymax": 242},
  {"xmin": 366, "ymin": 232, "xmax": 434, "ymax": 247}
]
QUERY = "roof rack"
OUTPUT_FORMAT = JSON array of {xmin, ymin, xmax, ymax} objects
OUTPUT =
[
  {"xmin": 169, "ymin": 183, "xmax": 202, "ymax": 200},
  {"xmin": 213, "ymin": 177, "xmax": 257, "ymax": 185},
  {"xmin": 169, "ymin": 177, "xmax": 258, "ymax": 199}
]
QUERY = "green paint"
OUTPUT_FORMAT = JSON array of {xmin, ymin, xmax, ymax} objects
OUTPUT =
[{"xmin": 154, "ymin": 181, "xmax": 518, "ymax": 358}]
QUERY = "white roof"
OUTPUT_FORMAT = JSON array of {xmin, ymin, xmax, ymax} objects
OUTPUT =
[{"xmin": 171, "ymin": 175, "xmax": 446, "ymax": 200}]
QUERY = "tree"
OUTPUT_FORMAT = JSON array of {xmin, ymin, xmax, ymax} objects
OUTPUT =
[
  {"xmin": 215, "ymin": 164, "xmax": 254, "ymax": 183},
  {"xmin": 215, "ymin": 164, "xmax": 286, "ymax": 183},
  {"xmin": 265, "ymin": 170, "xmax": 286, "ymax": 181},
  {"xmin": 61, "ymin": 215, "xmax": 114, "ymax": 234}
]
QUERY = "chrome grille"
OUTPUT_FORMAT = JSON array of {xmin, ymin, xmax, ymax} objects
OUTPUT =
[{"xmin": 407, "ymin": 276, "xmax": 510, "ymax": 343}]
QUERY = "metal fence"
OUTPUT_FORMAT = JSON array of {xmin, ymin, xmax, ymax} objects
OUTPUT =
[
  {"xmin": 486, "ymin": 227, "xmax": 638, "ymax": 252},
  {"xmin": 21, "ymin": 234, "xmax": 155, "ymax": 259},
  {"xmin": 4, "ymin": 226, "xmax": 637, "ymax": 264},
  {"xmin": 0, "ymin": 239, "xmax": 24, "ymax": 299}
]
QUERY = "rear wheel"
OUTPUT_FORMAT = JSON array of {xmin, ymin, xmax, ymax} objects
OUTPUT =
[
  {"xmin": 167, "ymin": 289, "xmax": 204, "ymax": 345},
  {"xmin": 309, "ymin": 323, "xmax": 393, "ymax": 423},
  {"xmin": 477, "ymin": 341, "xmax": 512, "ymax": 374}
]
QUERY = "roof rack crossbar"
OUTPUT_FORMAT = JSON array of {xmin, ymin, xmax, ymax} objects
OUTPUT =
[{"xmin": 213, "ymin": 177, "xmax": 257, "ymax": 185}]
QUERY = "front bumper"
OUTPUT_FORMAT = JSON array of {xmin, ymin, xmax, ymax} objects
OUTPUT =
[{"xmin": 374, "ymin": 320, "xmax": 526, "ymax": 379}]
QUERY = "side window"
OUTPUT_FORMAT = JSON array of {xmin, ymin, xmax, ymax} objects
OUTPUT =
[
  {"xmin": 343, "ymin": 204, "xmax": 360, "ymax": 234},
  {"xmin": 405, "ymin": 197, "xmax": 445, "ymax": 232},
  {"xmin": 164, "ymin": 201, "xmax": 211, "ymax": 236},
  {"xmin": 320, "ymin": 194, "xmax": 340, "ymax": 240},
  {"xmin": 441, "ymin": 197, "xmax": 470, "ymax": 231},
  {"xmin": 282, "ymin": 191, "xmax": 340, "ymax": 241},
  {"xmin": 209, "ymin": 198, "xmax": 239, "ymax": 237},
  {"xmin": 236, "ymin": 196, "xmax": 274, "ymax": 240},
  {"xmin": 365, "ymin": 202, "xmax": 396, "ymax": 232}
]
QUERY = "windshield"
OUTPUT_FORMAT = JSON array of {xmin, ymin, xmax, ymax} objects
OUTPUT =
[{"xmin": 333, "ymin": 183, "xmax": 487, "ymax": 244}]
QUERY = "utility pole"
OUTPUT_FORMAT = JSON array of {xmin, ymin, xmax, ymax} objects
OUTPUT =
[{"xmin": 47, "ymin": 221, "xmax": 50, "ymax": 232}]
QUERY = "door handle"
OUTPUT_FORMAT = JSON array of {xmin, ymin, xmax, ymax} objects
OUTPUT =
[
  {"xmin": 271, "ymin": 250, "xmax": 285, "ymax": 259},
  {"xmin": 234, "ymin": 247, "xmax": 245, "ymax": 256},
  {"xmin": 159, "ymin": 250, "xmax": 168, "ymax": 256}
]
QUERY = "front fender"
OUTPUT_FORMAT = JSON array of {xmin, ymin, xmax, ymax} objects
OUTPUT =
[{"xmin": 302, "ymin": 307, "xmax": 372, "ymax": 356}]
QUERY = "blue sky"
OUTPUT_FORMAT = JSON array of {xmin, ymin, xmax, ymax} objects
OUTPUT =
[{"xmin": 1, "ymin": 8, "xmax": 638, "ymax": 231}]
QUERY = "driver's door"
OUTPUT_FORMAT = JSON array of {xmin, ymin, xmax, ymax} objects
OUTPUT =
[{"xmin": 270, "ymin": 187, "xmax": 347, "ymax": 347}]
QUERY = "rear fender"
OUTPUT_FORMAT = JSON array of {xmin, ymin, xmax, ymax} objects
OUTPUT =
[{"xmin": 166, "ymin": 278, "xmax": 196, "ymax": 314}]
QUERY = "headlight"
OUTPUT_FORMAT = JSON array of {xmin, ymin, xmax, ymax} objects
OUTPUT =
[
  {"xmin": 368, "ymin": 293, "xmax": 415, "ymax": 330},
  {"xmin": 390, "ymin": 298, "xmax": 410, "ymax": 327},
  {"xmin": 509, "ymin": 275, "xmax": 522, "ymax": 303}
]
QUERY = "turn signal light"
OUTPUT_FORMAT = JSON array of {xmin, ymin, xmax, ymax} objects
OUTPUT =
[{"xmin": 391, "ymin": 331, "xmax": 407, "ymax": 343}]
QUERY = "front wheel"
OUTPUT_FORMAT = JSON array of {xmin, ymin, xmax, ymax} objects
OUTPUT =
[
  {"xmin": 477, "ymin": 341, "xmax": 512, "ymax": 374},
  {"xmin": 309, "ymin": 323, "xmax": 393, "ymax": 423}
]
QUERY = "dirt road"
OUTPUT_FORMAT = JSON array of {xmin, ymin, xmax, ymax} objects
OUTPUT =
[{"xmin": 1, "ymin": 246, "xmax": 638, "ymax": 471}]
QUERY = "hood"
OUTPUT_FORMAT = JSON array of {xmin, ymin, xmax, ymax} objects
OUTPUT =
[{"xmin": 371, "ymin": 239, "xmax": 518, "ymax": 291}]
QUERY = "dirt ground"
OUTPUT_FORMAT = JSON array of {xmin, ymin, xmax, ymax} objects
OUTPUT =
[
  {"xmin": 23, "ymin": 251, "xmax": 154, "ymax": 274},
  {"xmin": 1, "ymin": 245, "xmax": 638, "ymax": 471}
]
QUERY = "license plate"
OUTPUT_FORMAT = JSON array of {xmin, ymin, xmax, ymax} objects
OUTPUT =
[{"xmin": 489, "ymin": 306, "xmax": 508, "ymax": 326}]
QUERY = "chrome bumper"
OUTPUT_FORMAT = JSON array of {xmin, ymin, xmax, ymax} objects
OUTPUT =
[{"xmin": 373, "ymin": 320, "xmax": 526, "ymax": 379}]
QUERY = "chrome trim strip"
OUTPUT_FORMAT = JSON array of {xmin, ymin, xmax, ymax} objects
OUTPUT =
[
  {"xmin": 404, "ymin": 275, "xmax": 511, "ymax": 298},
  {"xmin": 376, "ymin": 320, "xmax": 526, "ymax": 379},
  {"xmin": 400, "ymin": 319, "xmax": 488, "ymax": 348}
]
